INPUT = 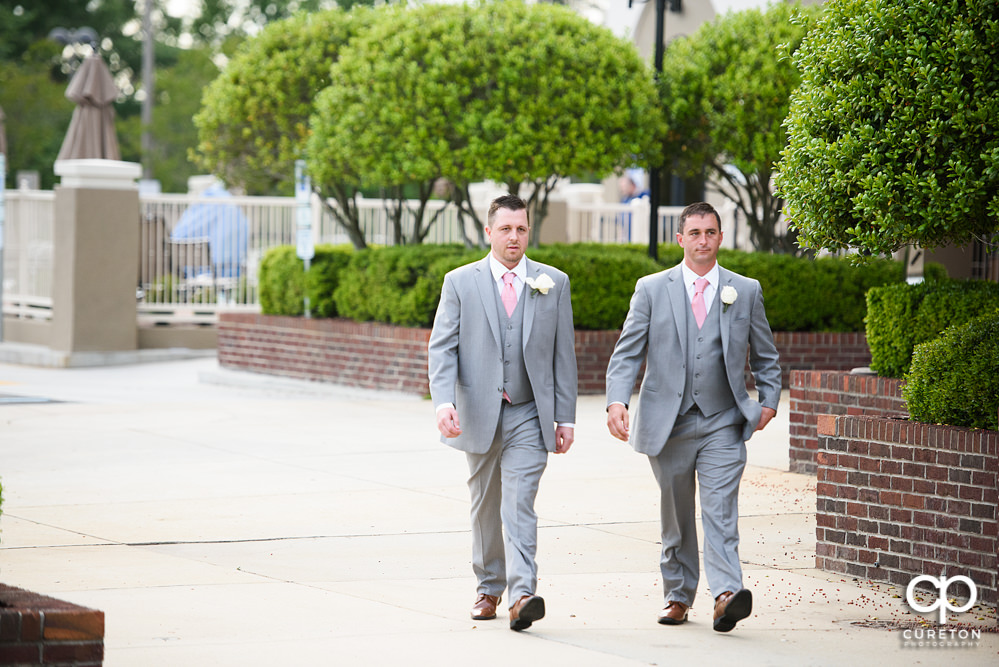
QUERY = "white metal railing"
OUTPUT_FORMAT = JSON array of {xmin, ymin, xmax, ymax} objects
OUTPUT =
[
  {"xmin": 314, "ymin": 196, "xmax": 482, "ymax": 246},
  {"xmin": 566, "ymin": 201, "xmax": 686, "ymax": 245},
  {"xmin": 2, "ymin": 189, "xmax": 55, "ymax": 321},
  {"xmin": 4, "ymin": 189, "xmax": 737, "ymax": 328},
  {"xmin": 138, "ymin": 192, "xmax": 294, "ymax": 325}
]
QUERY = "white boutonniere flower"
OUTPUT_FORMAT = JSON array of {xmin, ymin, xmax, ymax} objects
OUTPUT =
[
  {"xmin": 721, "ymin": 286, "xmax": 738, "ymax": 313},
  {"xmin": 525, "ymin": 273, "xmax": 555, "ymax": 296}
]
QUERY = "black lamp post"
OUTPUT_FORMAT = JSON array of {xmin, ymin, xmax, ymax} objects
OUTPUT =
[{"xmin": 630, "ymin": 0, "xmax": 681, "ymax": 260}]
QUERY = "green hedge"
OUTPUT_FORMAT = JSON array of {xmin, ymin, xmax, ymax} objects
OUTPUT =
[
  {"xmin": 334, "ymin": 245, "xmax": 478, "ymax": 327},
  {"xmin": 904, "ymin": 311, "xmax": 999, "ymax": 431},
  {"xmin": 259, "ymin": 243, "xmax": 927, "ymax": 332},
  {"xmin": 530, "ymin": 245, "xmax": 663, "ymax": 329},
  {"xmin": 258, "ymin": 244, "xmax": 353, "ymax": 317},
  {"xmin": 866, "ymin": 279, "xmax": 999, "ymax": 378}
]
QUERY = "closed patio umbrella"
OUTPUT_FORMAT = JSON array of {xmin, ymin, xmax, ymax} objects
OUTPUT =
[{"xmin": 56, "ymin": 54, "xmax": 120, "ymax": 161}]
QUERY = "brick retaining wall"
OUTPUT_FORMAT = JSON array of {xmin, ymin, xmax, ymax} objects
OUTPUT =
[
  {"xmin": 789, "ymin": 370, "xmax": 907, "ymax": 474},
  {"xmin": 815, "ymin": 415, "xmax": 998, "ymax": 607},
  {"xmin": 218, "ymin": 314, "xmax": 874, "ymax": 397},
  {"xmin": 0, "ymin": 585, "xmax": 104, "ymax": 666},
  {"xmin": 218, "ymin": 314, "xmax": 433, "ymax": 394}
]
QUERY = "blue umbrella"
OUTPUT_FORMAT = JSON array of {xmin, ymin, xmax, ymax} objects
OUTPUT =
[{"xmin": 171, "ymin": 184, "xmax": 248, "ymax": 278}]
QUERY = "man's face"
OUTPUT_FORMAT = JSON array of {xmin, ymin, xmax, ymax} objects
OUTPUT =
[
  {"xmin": 486, "ymin": 207, "xmax": 529, "ymax": 269},
  {"xmin": 677, "ymin": 213, "xmax": 722, "ymax": 272}
]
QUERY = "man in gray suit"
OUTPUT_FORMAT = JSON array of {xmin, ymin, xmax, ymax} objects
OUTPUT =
[
  {"xmin": 606, "ymin": 201, "xmax": 780, "ymax": 632},
  {"xmin": 428, "ymin": 194, "xmax": 577, "ymax": 631}
]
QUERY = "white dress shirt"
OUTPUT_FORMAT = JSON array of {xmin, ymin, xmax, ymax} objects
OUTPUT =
[
  {"xmin": 489, "ymin": 253, "xmax": 527, "ymax": 298},
  {"xmin": 681, "ymin": 262, "xmax": 719, "ymax": 313}
]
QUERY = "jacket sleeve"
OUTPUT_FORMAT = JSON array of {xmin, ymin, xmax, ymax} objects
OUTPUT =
[
  {"xmin": 747, "ymin": 280, "xmax": 781, "ymax": 410},
  {"xmin": 605, "ymin": 278, "xmax": 651, "ymax": 408},
  {"xmin": 428, "ymin": 274, "xmax": 460, "ymax": 408},
  {"xmin": 553, "ymin": 273, "xmax": 578, "ymax": 424}
]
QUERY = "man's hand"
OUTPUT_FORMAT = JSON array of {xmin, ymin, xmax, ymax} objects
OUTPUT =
[
  {"xmin": 436, "ymin": 406, "xmax": 462, "ymax": 438},
  {"xmin": 554, "ymin": 425, "xmax": 574, "ymax": 454},
  {"xmin": 607, "ymin": 403, "xmax": 630, "ymax": 442},
  {"xmin": 755, "ymin": 407, "xmax": 777, "ymax": 432}
]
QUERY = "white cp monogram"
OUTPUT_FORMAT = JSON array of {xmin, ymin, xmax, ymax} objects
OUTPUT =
[{"xmin": 906, "ymin": 574, "xmax": 978, "ymax": 624}]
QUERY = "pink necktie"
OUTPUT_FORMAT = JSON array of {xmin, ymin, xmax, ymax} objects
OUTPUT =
[
  {"xmin": 502, "ymin": 272, "xmax": 517, "ymax": 317},
  {"xmin": 692, "ymin": 277, "xmax": 708, "ymax": 329}
]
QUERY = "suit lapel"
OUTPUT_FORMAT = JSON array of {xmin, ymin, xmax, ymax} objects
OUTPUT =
[
  {"xmin": 666, "ymin": 265, "xmax": 688, "ymax": 357},
  {"xmin": 718, "ymin": 267, "xmax": 733, "ymax": 358},
  {"xmin": 475, "ymin": 256, "xmax": 502, "ymax": 349},
  {"xmin": 522, "ymin": 259, "xmax": 538, "ymax": 346}
]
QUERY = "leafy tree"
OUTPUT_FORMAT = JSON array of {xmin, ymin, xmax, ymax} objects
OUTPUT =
[
  {"xmin": 0, "ymin": 1, "xmax": 143, "ymax": 188},
  {"xmin": 0, "ymin": 0, "xmax": 139, "ymax": 64},
  {"xmin": 776, "ymin": 0, "xmax": 999, "ymax": 256},
  {"xmin": 0, "ymin": 43, "xmax": 73, "ymax": 189},
  {"xmin": 186, "ymin": 0, "xmax": 370, "ymax": 49},
  {"xmin": 193, "ymin": 8, "xmax": 374, "ymax": 246},
  {"xmin": 658, "ymin": 2, "xmax": 819, "ymax": 254},
  {"xmin": 309, "ymin": 0, "xmax": 663, "ymax": 247},
  {"xmin": 118, "ymin": 47, "xmax": 219, "ymax": 192}
]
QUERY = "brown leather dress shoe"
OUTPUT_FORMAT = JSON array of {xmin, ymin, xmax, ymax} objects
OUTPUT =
[
  {"xmin": 509, "ymin": 594, "xmax": 545, "ymax": 631},
  {"xmin": 713, "ymin": 589, "xmax": 752, "ymax": 632},
  {"xmin": 657, "ymin": 601, "xmax": 690, "ymax": 625},
  {"xmin": 471, "ymin": 593, "xmax": 500, "ymax": 620}
]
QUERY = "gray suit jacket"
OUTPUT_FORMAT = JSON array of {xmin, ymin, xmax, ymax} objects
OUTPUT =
[
  {"xmin": 428, "ymin": 255, "xmax": 578, "ymax": 454},
  {"xmin": 605, "ymin": 263, "xmax": 781, "ymax": 456}
]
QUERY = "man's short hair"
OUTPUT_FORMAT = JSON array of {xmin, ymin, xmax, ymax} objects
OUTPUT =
[
  {"xmin": 678, "ymin": 202, "xmax": 721, "ymax": 233},
  {"xmin": 488, "ymin": 194, "xmax": 529, "ymax": 227}
]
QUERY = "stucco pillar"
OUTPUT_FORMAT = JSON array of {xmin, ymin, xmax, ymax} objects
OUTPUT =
[{"xmin": 51, "ymin": 159, "xmax": 141, "ymax": 353}]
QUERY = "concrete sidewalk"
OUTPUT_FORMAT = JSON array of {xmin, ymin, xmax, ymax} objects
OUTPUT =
[{"xmin": 0, "ymin": 358, "xmax": 995, "ymax": 666}]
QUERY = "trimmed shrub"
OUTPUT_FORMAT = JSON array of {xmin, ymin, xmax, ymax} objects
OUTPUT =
[
  {"xmin": 713, "ymin": 250, "xmax": 927, "ymax": 332},
  {"xmin": 305, "ymin": 246, "xmax": 354, "ymax": 318},
  {"xmin": 904, "ymin": 311, "xmax": 999, "ymax": 431},
  {"xmin": 258, "ymin": 244, "xmax": 352, "ymax": 317},
  {"xmin": 260, "ymin": 242, "xmax": 930, "ymax": 333},
  {"xmin": 532, "ymin": 244, "xmax": 662, "ymax": 330},
  {"xmin": 334, "ymin": 245, "xmax": 475, "ymax": 327},
  {"xmin": 866, "ymin": 279, "xmax": 999, "ymax": 377}
]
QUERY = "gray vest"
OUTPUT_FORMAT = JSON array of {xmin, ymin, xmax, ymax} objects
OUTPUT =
[
  {"xmin": 679, "ymin": 291, "xmax": 736, "ymax": 416},
  {"xmin": 495, "ymin": 284, "xmax": 533, "ymax": 404}
]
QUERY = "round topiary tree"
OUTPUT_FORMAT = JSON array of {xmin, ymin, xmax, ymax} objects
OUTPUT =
[
  {"xmin": 776, "ymin": 0, "xmax": 999, "ymax": 256},
  {"xmin": 193, "ymin": 8, "xmax": 374, "ymax": 247},
  {"xmin": 308, "ymin": 0, "xmax": 663, "ymax": 247},
  {"xmin": 659, "ymin": 2, "xmax": 820, "ymax": 254}
]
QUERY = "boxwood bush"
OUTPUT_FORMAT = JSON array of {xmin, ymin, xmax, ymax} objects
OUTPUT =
[
  {"xmin": 334, "ymin": 245, "xmax": 477, "ymax": 327},
  {"xmin": 258, "ymin": 244, "xmax": 353, "ymax": 317},
  {"xmin": 531, "ymin": 245, "xmax": 663, "ymax": 329},
  {"xmin": 259, "ymin": 243, "xmax": 929, "ymax": 332},
  {"xmin": 866, "ymin": 279, "xmax": 999, "ymax": 378},
  {"xmin": 904, "ymin": 311, "xmax": 999, "ymax": 431}
]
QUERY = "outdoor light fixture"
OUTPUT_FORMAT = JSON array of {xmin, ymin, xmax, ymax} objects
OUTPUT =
[{"xmin": 48, "ymin": 26, "xmax": 99, "ymax": 49}]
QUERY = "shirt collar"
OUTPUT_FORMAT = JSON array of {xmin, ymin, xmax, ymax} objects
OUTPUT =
[
  {"xmin": 489, "ymin": 253, "xmax": 528, "ymax": 283},
  {"xmin": 680, "ymin": 261, "xmax": 719, "ymax": 290}
]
